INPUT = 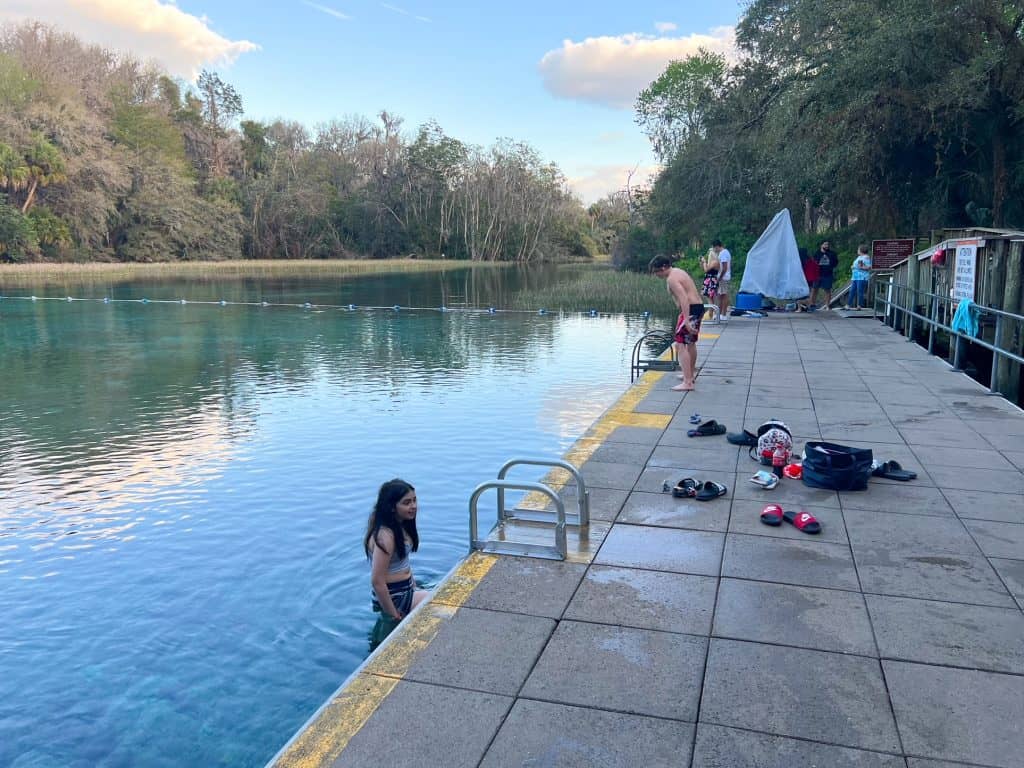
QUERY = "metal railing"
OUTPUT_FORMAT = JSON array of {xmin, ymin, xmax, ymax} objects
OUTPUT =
[
  {"xmin": 630, "ymin": 330, "xmax": 677, "ymax": 382},
  {"xmin": 496, "ymin": 457, "xmax": 590, "ymax": 527},
  {"xmin": 873, "ymin": 281, "xmax": 1024, "ymax": 394},
  {"xmin": 469, "ymin": 480, "xmax": 566, "ymax": 560}
]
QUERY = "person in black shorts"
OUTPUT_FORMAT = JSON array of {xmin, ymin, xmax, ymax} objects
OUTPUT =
[{"xmin": 810, "ymin": 240, "xmax": 839, "ymax": 309}]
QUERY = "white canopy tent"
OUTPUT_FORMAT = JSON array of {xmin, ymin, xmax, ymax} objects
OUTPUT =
[{"xmin": 738, "ymin": 208, "xmax": 809, "ymax": 300}]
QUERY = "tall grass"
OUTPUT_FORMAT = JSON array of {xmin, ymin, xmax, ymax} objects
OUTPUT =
[
  {"xmin": 508, "ymin": 266, "xmax": 672, "ymax": 314},
  {"xmin": 0, "ymin": 259, "xmax": 504, "ymax": 288}
]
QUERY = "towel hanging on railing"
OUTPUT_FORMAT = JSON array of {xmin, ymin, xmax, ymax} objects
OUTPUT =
[{"xmin": 951, "ymin": 298, "xmax": 980, "ymax": 338}]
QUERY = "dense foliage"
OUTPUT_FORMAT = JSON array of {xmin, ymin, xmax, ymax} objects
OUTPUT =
[
  {"xmin": 627, "ymin": 0, "xmax": 1024, "ymax": 273},
  {"xmin": 0, "ymin": 23, "xmax": 599, "ymax": 263}
]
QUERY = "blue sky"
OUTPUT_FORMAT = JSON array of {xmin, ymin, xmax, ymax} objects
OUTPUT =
[{"xmin": 4, "ymin": 0, "xmax": 742, "ymax": 202}]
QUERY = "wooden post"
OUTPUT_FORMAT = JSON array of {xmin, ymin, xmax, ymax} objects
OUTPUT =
[
  {"xmin": 996, "ymin": 239, "xmax": 1023, "ymax": 399},
  {"xmin": 988, "ymin": 240, "xmax": 1006, "ymax": 307}
]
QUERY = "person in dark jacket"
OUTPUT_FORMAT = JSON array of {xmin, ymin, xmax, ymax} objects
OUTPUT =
[{"xmin": 809, "ymin": 240, "xmax": 839, "ymax": 310}]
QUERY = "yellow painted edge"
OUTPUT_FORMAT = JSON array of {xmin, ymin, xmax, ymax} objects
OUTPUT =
[{"xmin": 271, "ymin": 674, "xmax": 399, "ymax": 768}]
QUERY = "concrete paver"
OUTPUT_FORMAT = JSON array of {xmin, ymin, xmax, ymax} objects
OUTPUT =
[
  {"xmin": 331, "ymin": 680, "xmax": 511, "ymax": 768},
  {"xmin": 617, "ymin": 490, "xmax": 731, "ymax": 532},
  {"xmin": 691, "ymin": 723, "xmax": 907, "ymax": 768},
  {"xmin": 596, "ymin": 524, "xmax": 724, "ymax": 575},
  {"xmin": 722, "ymin": 533, "xmax": 861, "ymax": 590},
  {"xmin": 713, "ymin": 578, "xmax": 876, "ymax": 654},
  {"xmin": 884, "ymin": 661, "xmax": 1024, "ymax": 768},
  {"xmin": 462, "ymin": 558, "xmax": 587, "ymax": 618},
  {"xmin": 701, "ymin": 639, "xmax": 901, "ymax": 752},
  {"xmin": 273, "ymin": 313, "xmax": 1024, "ymax": 768},
  {"xmin": 844, "ymin": 510, "xmax": 982, "ymax": 555},
  {"xmin": 564, "ymin": 565, "xmax": 717, "ymax": 634},
  {"xmin": 941, "ymin": 488, "xmax": 1024, "ymax": 523},
  {"xmin": 727, "ymin": 499, "xmax": 850, "ymax": 543},
  {"xmin": 399, "ymin": 607, "xmax": 554, "ymax": 695},
  {"xmin": 853, "ymin": 548, "xmax": 1016, "ymax": 607},
  {"xmin": 480, "ymin": 700, "xmax": 695, "ymax": 768},
  {"xmin": 521, "ymin": 620, "xmax": 706, "ymax": 720},
  {"xmin": 865, "ymin": 594, "xmax": 1024, "ymax": 673}
]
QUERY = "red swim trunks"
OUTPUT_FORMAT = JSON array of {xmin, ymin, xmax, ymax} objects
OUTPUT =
[{"xmin": 675, "ymin": 305, "xmax": 704, "ymax": 345}]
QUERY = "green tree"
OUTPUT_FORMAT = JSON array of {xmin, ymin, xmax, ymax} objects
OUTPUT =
[
  {"xmin": 0, "ymin": 193, "xmax": 38, "ymax": 261},
  {"xmin": 635, "ymin": 49, "xmax": 728, "ymax": 162}
]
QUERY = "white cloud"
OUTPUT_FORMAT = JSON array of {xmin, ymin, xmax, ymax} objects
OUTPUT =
[
  {"xmin": 538, "ymin": 27, "xmax": 735, "ymax": 110},
  {"xmin": 654, "ymin": 21, "xmax": 677, "ymax": 33},
  {"xmin": 0, "ymin": 0, "xmax": 259, "ymax": 80},
  {"xmin": 303, "ymin": 1, "xmax": 351, "ymax": 21},
  {"xmin": 380, "ymin": 3, "xmax": 431, "ymax": 22},
  {"xmin": 566, "ymin": 162, "xmax": 661, "ymax": 205}
]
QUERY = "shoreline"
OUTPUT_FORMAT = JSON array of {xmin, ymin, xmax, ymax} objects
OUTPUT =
[{"xmin": 0, "ymin": 259, "xmax": 508, "ymax": 287}]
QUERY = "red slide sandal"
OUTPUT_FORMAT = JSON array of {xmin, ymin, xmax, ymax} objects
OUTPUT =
[{"xmin": 783, "ymin": 509, "xmax": 821, "ymax": 534}]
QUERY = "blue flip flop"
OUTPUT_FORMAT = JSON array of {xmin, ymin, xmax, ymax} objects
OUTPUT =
[{"xmin": 689, "ymin": 413, "xmax": 701, "ymax": 424}]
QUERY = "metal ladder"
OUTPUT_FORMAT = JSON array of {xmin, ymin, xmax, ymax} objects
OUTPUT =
[
  {"xmin": 469, "ymin": 458, "xmax": 590, "ymax": 560},
  {"xmin": 630, "ymin": 330, "xmax": 677, "ymax": 382}
]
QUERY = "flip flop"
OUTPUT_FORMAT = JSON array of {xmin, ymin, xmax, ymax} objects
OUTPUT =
[
  {"xmin": 749, "ymin": 470, "xmax": 779, "ymax": 490},
  {"xmin": 689, "ymin": 413, "xmax": 701, "ymax": 424},
  {"xmin": 672, "ymin": 478, "xmax": 698, "ymax": 498},
  {"xmin": 727, "ymin": 429, "xmax": 758, "ymax": 447},
  {"xmin": 688, "ymin": 419, "xmax": 727, "ymax": 438},
  {"xmin": 760, "ymin": 503, "xmax": 784, "ymax": 526},
  {"xmin": 871, "ymin": 460, "xmax": 917, "ymax": 481},
  {"xmin": 783, "ymin": 509, "xmax": 821, "ymax": 534},
  {"xmin": 695, "ymin": 481, "xmax": 728, "ymax": 501}
]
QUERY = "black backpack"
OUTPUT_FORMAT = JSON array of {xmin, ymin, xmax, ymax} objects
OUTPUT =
[{"xmin": 801, "ymin": 442, "xmax": 873, "ymax": 491}]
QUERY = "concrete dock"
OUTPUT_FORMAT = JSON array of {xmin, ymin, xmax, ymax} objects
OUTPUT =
[{"xmin": 271, "ymin": 312, "xmax": 1024, "ymax": 768}]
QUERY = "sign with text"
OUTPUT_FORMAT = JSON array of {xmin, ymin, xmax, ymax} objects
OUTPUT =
[
  {"xmin": 952, "ymin": 243, "xmax": 978, "ymax": 302},
  {"xmin": 870, "ymin": 238, "xmax": 916, "ymax": 269}
]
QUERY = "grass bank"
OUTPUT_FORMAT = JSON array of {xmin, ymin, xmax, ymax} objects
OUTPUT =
[
  {"xmin": 0, "ymin": 259, "xmax": 505, "ymax": 288},
  {"xmin": 509, "ymin": 266, "xmax": 671, "ymax": 315}
]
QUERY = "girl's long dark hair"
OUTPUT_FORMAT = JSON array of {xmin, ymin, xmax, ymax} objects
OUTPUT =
[{"xmin": 364, "ymin": 478, "xmax": 418, "ymax": 560}]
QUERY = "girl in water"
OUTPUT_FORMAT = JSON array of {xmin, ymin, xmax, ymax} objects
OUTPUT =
[{"xmin": 365, "ymin": 478, "xmax": 429, "ymax": 622}]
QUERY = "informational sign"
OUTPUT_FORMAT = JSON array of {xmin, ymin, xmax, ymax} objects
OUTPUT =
[
  {"xmin": 952, "ymin": 243, "xmax": 977, "ymax": 302},
  {"xmin": 870, "ymin": 238, "xmax": 915, "ymax": 269}
]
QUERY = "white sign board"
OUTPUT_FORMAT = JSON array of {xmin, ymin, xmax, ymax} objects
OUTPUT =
[{"xmin": 952, "ymin": 244, "xmax": 977, "ymax": 302}]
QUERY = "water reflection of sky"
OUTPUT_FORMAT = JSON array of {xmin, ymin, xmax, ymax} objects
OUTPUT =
[{"xmin": 0, "ymin": 286, "xmax": 665, "ymax": 768}]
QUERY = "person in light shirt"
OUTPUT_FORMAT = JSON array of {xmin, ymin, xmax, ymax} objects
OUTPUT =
[{"xmin": 711, "ymin": 239, "xmax": 732, "ymax": 318}]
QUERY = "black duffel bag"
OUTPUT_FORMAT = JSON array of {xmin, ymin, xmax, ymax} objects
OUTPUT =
[{"xmin": 801, "ymin": 441, "xmax": 873, "ymax": 491}]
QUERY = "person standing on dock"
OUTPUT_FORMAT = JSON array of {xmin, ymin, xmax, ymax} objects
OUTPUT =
[
  {"xmin": 848, "ymin": 244, "xmax": 872, "ymax": 309},
  {"xmin": 650, "ymin": 255, "xmax": 704, "ymax": 392},
  {"xmin": 711, "ymin": 239, "xmax": 732, "ymax": 318},
  {"xmin": 810, "ymin": 240, "xmax": 839, "ymax": 309}
]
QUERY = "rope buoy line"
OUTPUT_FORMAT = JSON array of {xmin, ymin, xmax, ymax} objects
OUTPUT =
[{"xmin": 0, "ymin": 294, "xmax": 653, "ymax": 319}]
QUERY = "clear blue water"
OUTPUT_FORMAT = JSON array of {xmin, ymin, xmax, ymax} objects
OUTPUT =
[{"xmin": 0, "ymin": 267, "xmax": 663, "ymax": 767}]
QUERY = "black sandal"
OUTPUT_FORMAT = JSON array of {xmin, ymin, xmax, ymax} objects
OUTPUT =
[
  {"xmin": 688, "ymin": 419, "xmax": 727, "ymax": 438},
  {"xmin": 695, "ymin": 481, "xmax": 728, "ymax": 501},
  {"xmin": 672, "ymin": 478, "xmax": 698, "ymax": 498},
  {"xmin": 872, "ymin": 460, "xmax": 917, "ymax": 481},
  {"xmin": 727, "ymin": 429, "xmax": 758, "ymax": 447}
]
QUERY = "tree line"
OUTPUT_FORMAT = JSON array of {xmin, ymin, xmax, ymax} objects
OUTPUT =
[
  {"xmin": 0, "ymin": 23, "xmax": 599, "ymax": 263},
  {"xmin": 615, "ymin": 0, "xmax": 1023, "ymax": 272}
]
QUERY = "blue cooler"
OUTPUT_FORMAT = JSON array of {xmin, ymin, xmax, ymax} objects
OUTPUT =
[{"xmin": 735, "ymin": 293, "xmax": 762, "ymax": 311}]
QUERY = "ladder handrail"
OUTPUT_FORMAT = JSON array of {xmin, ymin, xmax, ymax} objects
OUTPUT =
[
  {"xmin": 495, "ymin": 457, "xmax": 589, "ymax": 526},
  {"xmin": 468, "ymin": 480, "xmax": 566, "ymax": 559},
  {"xmin": 630, "ymin": 329, "xmax": 676, "ymax": 382}
]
